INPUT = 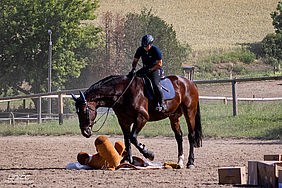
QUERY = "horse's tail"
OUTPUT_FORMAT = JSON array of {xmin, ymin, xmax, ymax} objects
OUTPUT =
[{"xmin": 194, "ymin": 101, "xmax": 202, "ymax": 148}]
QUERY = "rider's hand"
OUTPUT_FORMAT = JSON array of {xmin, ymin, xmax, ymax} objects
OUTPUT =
[{"xmin": 127, "ymin": 68, "xmax": 136, "ymax": 78}]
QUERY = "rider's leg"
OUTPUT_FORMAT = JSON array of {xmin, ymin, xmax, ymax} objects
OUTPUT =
[{"xmin": 150, "ymin": 69, "xmax": 167, "ymax": 111}]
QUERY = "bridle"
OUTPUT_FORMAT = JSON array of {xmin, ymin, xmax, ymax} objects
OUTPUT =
[
  {"xmin": 83, "ymin": 100, "xmax": 95, "ymax": 129},
  {"xmin": 73, "ymin": 93, "xmax": 95, "ymax": 129},
  {"xmin": 75, "ymin": 74, "xmax": 136, "ymax": 132}
]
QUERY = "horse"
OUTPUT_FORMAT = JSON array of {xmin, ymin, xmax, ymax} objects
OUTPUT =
[{"xmin": 71, "ymin": 74, "xmax": 202, "ymax": 168}]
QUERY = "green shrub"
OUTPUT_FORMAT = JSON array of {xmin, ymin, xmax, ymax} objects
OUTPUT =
[
  {"xmin": 238, "ymin": 50, "xmax": 256, "ymax": 64},
  {"xmin": 198, "ymin": 49, "xmax": 255, "ymax": 65},
  {"xmin": 233, "ymin": 65, "xmax": 245, "ymax": 74},
  {"xmin": 222, "ymin": 52, "xmax": 239, "ymax": 63},
  {"xmin": 197, "ymin": 61, "xmax": 214, "ymax": 72},
  {"xmin": 261, "ymin": 33, "xmax": 282, "ymax": 73}
]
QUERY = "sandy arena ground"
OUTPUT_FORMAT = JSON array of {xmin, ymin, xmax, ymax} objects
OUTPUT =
[{"xmin": 0, "ymin": 135, "xmax": 281, "ymax": 187}]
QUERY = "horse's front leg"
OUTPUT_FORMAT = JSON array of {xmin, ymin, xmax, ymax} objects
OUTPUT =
[
  {"xmin": 121, "ymin": 126, "xmax": 133, "ymax": 164},
  {"xmin": 130, "ymin": 116, "xmax": 154, "ymax": 161},
  {"xmin": 130, "ymin": 131, "xmax": 154, "ymax": 161}
]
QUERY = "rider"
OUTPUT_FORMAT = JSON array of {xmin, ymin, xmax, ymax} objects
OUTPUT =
[{"xmin": 129, "ymin": 34, "xmax": 167, "ymax": 112}]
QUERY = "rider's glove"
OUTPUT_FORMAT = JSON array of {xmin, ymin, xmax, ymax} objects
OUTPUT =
[{"xmin": 127, "ymin": 68, "xmax": 136, "ymax": 78}]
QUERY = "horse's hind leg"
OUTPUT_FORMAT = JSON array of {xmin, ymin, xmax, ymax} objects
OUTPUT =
[
  {"xmin": 169, "ymin": 109, "xmax": 184, "ymax": 168},
  {"xmin": 182, "ymin": 105, "xmax": 197, "ymax": 169}
]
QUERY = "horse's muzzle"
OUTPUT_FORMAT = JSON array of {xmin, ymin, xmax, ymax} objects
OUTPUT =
[{"xmin": 81, "ymin": 127, "xmax": 92, "ymax": 138}]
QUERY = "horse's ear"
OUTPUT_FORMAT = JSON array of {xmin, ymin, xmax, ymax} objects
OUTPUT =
[
  {"xmin": 79, "ymin": 90, "xmax": 86, "ymax": 102},
  {"xmin": 71, "ymin": 94, "xmax": 78, "ymax": 101}
]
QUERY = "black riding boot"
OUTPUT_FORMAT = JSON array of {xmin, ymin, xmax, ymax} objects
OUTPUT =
[{"xmin": 155, "ymin": 85, "xmax": 167, "ymax": 112}]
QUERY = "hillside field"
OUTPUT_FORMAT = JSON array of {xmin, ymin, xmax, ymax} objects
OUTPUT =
[{"xmin": 96, "ymin": 0, "xmax": 278, "ymax": 51}]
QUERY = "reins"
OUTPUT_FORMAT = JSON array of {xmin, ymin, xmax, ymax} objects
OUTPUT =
[{"xmin": 91, "ymin": 74, "xmax": 136, "ymax": 132}]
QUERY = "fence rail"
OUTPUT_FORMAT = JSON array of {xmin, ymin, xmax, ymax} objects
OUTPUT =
[
  {"xmin": 0, "ymin": 75, "xmax": 281, "ymax": 124},
  {"xmin": 200, "ymin": 96, "xmax": 282, "ymax": 101},
  {"xmin": 193, "ymin": 75, "xmax": 282, "ymax": 84}
]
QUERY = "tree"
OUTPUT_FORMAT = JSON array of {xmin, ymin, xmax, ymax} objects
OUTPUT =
[
  {"xmin": 100, "ymin": 11, "xmax": 126, "ymax": 75},
  {"xmin": 271, "ymin": 1, "xmax": 282, "ymax": 34},
  {"xmin": 261, "ymin": 1, "xmax": 282, "ymax": 74},
  {"xmin": 78, "ymin": 9, "xmax": 191, "ymax": 86},
  {"xmin": 261, "ymin": 33, "xmax": 282, "ymax": 73},
  {"xmin": 0, "ymin": 0, "xmax": 102, "ymax": 96}
]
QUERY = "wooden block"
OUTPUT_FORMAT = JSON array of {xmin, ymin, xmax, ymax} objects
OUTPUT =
[
  {"xmin": 218, "ymin": 167, "xmax": 246, "ymax": 185},
  {"xmin": 279, "ymin": 170, "xmax": 282, "ymax": 188},
  {"xmin": 248, "ymin": 160, "xmax": 259, "ymax": 185},
  {"xmin": 257, "ymin": 161, "xmax": 282, "ymax": 188},
  {"xmin": 264, "ymin": 154, "xmax": 282, "ymax": 161}
]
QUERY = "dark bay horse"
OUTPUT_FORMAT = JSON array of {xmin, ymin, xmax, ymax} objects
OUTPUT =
[{"xmin": 72, "ymin": 75, "xmax": 202, "ymax": 168}]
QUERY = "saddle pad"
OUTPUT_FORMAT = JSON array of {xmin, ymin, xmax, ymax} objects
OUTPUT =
[
  {"xmin": 160, "ymin": 78, "xmax": 175, "ymax": 100},
  {"xmin": 143, "ymin": 77, "xmax": 175, "ymax": 101}
]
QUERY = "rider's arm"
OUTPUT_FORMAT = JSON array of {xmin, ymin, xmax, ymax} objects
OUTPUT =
[
  {"xmin": 151, "ymin": 59, "xmax": 162, "ymax": 71},
  {"xmin": 132, "ymin": 58, "xmax": 139, "ymax": 70}
]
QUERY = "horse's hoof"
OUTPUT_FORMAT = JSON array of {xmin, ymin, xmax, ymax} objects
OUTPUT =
[
  {"xmin": 178, "ymin": 163, "xmax": 184, "ymax": 169},
  {"xmin": 177, "ymin": 155, "xmax": 184, "ymax": 168},
  {"xmin": 143, "ymin": 150, "xmax": 154, "ymax": 161},
  {"xmin": 121, "ymin": 155, "xmax": 133, "ymax": 164},
  {"xmin": 186, "ymin": 164, "xmax": 195, "ymax": 169}
]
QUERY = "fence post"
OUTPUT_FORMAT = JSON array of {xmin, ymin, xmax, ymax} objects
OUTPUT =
[
  {"xmin": 224, "ymin": 97, "xmax": 228, "ymax": 104},
  {"xmin": 27, "ymin": 114, "xmax": 30, "ymax": 125},
  {"xmin": 10, "ymin": 112, "xmax": 15, "ymax": 126},
  {"xmin": 37, "ymin": 97, "xmax": 42, "ymax": 124},
  {"xmin": 7, "ymin": 101, "xmax": 11, "ymax": 111},
  {"xmin": 58, "ymin": 93, "xmax": 63, "ymax": 125},
  {"xmin": 232, "ymin": 80, "xmax": 238, "ymax": 116},
  {"xmin": 23, "ymin": 99, "xmax": 26, "ymax": 109}
]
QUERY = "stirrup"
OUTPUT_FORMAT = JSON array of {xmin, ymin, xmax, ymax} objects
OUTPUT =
[
  {"xmin": 155, "ymin": 104, "xmax": 167, "ymax": 112},
  {"xmin": 155, "ymin": 106, "xmax": 162, "ymax": 112},
  {"xmin": 161, "ymin": 104, "xmax": 167, "ymax": 111}
]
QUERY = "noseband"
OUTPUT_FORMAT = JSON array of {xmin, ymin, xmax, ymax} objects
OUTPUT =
[{"xmin": 84, "ymin": 100, "xmax": 93, "ymax": 127}]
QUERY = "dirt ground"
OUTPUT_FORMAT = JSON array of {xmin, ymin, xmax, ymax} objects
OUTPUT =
[{"xmin": 0, "ymin": 135, "xmax": 281, "ymax": 188}]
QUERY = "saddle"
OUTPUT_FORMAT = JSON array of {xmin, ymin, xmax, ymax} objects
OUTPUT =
[{"xmin": 142, "ymin": 76, "xmax": 175, "ymax": 101}]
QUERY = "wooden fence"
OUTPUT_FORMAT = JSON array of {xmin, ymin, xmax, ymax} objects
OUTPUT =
[
  {"xmin": 0, "ymin": 88, "xmax": 87, "ymax": 125},
  {"xmin": 194, "ymin": 75, "xmax": 282, "ymax": 116},
  {"xmin": 0, "ymin": 76, "xmax": 281, "ymax": 124}
]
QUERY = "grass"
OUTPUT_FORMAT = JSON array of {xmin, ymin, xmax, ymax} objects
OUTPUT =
[
  {"xmin": 0, "ymin": 120, "xmax": 81, "ymax": 136},
  {"xmin": 1, "ymin": 102, "xmax": 281, "ymax": 139},
  {"xmin": 200, "ymin": 102, "xmax": 282, "ymax": 139}
]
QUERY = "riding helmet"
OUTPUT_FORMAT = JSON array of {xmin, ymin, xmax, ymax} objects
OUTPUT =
[{"xmin": 141, "ymin": 35, "xmax": 154, "ymax": 47}]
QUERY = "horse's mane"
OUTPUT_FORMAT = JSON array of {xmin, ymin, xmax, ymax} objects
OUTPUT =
[{"xmin": 85, "ymin": 75, "xmax": 123, "ymax": 96}]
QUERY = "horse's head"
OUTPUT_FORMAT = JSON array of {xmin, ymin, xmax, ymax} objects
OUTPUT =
[{"xmin": 72, "ymin": 91, "xmax": 97, "ymax": 138}]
